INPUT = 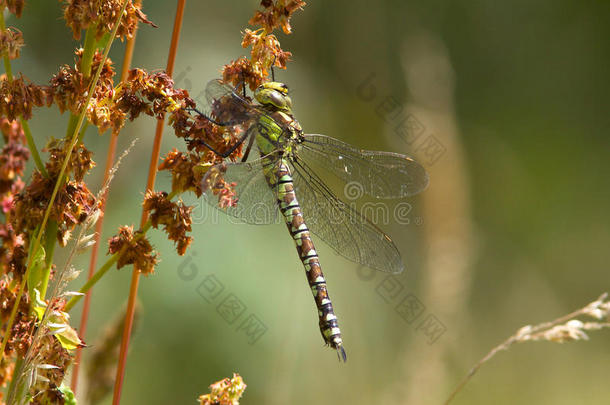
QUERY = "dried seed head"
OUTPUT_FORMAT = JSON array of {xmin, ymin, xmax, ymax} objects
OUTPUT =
[
  {"xmin": 249, "ymin": 0, "xmax": 306, "ymax": 34},
  {"xmin": 12, "ymin": 172, "xmax": 99, "ymax": 246},
  {"xmin": 2, "ymin": 0, "xmax": 25, "ymax": 17},
  {"xmin": 142, "ymin": 191, "xmax": 193, "ymax": 256},
  {"xmin": 108, "ymin": 226, "xmax": 158, "ymax": 274},
  {"xmin": 198, "ymin": 373, "xmax": 247, "ymax": 405},
  {"xmin": 0, "ymin": 74, "xmax": 52, "ymax": 120},
  {"xmin": 0, "ymin": 27, "xmax": 24, "ymax": 60},
  {"xmin": 61, "ymin": 0, "xmax": 156, "ymax": 41},
  {"xmin": 159, "ymin": 149, "xmax": 217, "ymax": 197}
]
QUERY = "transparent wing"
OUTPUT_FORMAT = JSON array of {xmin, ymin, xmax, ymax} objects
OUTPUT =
[
  {"xmin": 289, "ymin": 157, "xmax": 404, "ymax": 274},
  {"xmin": 201, "ymin": 154, "xmax": 281, "ymax": 225},
  {"xmin": 297, "ymin": 134, "xmax": 429, "ymax": 199},
  {"xmin": 200, "ymin": 79, "xmax": 260, "ymax": 126}
]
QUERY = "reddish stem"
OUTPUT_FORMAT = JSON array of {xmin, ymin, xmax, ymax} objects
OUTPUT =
[{"xmin": 112, "ymin": 1, "xmax": 186, "ymax": 404}]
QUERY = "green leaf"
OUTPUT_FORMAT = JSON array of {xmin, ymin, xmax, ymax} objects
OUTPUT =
[
  {"xmin": 55, "ymin": 325, "xmax": 85, "ymax": 351},
  {"xmin": 59, "ymin": 384, "xmax": 77, "ymax": 405},
  {"xmin": 32, "ymin": 289, "xmax": 47, "ymax": 321},
  {"xmin": 27, "ymin": 243, "xmax": 46, "ymax": 299},
  {"xmin": 32, "ymin": 290, "xmax": 85, "ymax": 351}
]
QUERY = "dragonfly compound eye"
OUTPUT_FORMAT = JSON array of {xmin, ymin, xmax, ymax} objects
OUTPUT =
[{"xmin": 255, "ymin": 87, "xmax": 292, "ymax": 111}]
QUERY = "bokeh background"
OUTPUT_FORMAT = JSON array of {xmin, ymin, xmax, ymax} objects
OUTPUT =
[{"xmin": 9, "ymin": 1, "xmax": 610, "ymax": 404}]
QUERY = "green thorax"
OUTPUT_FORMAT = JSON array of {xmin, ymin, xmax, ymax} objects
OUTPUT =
[{"xmin": 252, "ymin": 81, "xmax": 302, "ymax": 156}]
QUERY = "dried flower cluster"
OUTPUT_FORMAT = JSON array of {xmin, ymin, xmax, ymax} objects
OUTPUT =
[
  {"xmin": 108, "ymin": 226, "xmax": 158, "ymax": 274},
  {"xmin": 514, "ymin": 293, "xmax": 610, "ymax": 343},
  {"xmin": 62, "ymin": 0, "xmax": 156, "ymax": 41},
  {"xmin": 0, "ymin": 118, "xmax": 28, "ymax": 285},
  {"xmin": 0, "ymin": 0, "xmax": 24, "ymax": 17},
  {"xmin": 50, "ymin": 48, "xmax": 115, "ymax": 115},
  {"xmin": 250, "ymin": 0, "xmax": 306, "ymax": 34},
  {"xmin": 158, "ymin": 149, "xmax": 210, "ymax": 197},
  {"xmin": 0, "ymin": 75, "xmax": 53, "ymax": 121},
  {"xmin": 446, "ymin": 293, "xmax": 610, "ymax": 404},
  {"xmin": 12, "ymin": 137, "xmax": 99, "ymax": 249},
  {"xmin": 222, "ymin": 0, "xmax": 305, "ymax": 89},
  {"xmin": 0, "ymin": 27, "xmax": 23, "ymax": 60},
  {"xmin": 27, "ymin": 335, "xmax": 73, "ymax": 403},
  {"xmin": 142, "ymin": 191, "xmax": 193, "ymax": 255},
  {"xmin": 198, "ymin": 373, "xmax": 247, "ymax": 405},
  {"xmin": 0, "ymin": 118, "xmax": 28, "ymax": 203},
  {"xmin": 0, "ymin": 280, "xmax": 34, "ymax": 356}
]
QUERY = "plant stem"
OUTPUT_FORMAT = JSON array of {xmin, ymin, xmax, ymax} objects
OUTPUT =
[
  {"xmin": 0, "ymin": 0, "xmax": 130, "ymax": 365},
  {"xmin": 39, "ymin": 220, "xmax": 58, "ymax": 299},
  {"xmin": 21, "ymin": 119, "xmax": 48, "ymax": 177},
  {"xmin": 81, "ymin": 26, "xmax": 98, "ymax": 78},
  {"xmin": 112, "ymin": 6, "xmax": 185, "ymax": 402},
  {"xmin": 65, "ymin": 25, "xmax": 97, "ymax": 140}
]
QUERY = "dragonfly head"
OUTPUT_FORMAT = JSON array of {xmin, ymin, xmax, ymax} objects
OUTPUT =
[{"xmin": 254, "ymin": 81, "xmax": 293, "ymax": 112}]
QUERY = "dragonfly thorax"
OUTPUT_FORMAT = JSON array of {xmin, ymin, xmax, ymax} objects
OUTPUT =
[{"xmin": 254, "ymin": 81, "xmax": 293, "ymax": 112}]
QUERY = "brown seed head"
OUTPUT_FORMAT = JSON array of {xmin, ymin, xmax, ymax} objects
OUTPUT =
[{"xmin": 108, "ymin": 225, "xmax": 158, "ymax": 274}]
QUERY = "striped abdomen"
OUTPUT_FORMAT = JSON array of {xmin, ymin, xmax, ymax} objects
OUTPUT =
[{"xmin": 265, "ymin": 157, "xmax": 347, "ymax": 362}]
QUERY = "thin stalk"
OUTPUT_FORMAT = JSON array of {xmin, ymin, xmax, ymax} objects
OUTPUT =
[
  {"xmin": 71, "ymin": 2, "xmax": 143, "ymax": 392},
  {"xmin": 0, "ymin": 0, "xmax": 130, "ymax": 364},
  {"xmin": 0, "ymin": 10, "xmax": 47, "ymax": 176},
  {"xmin": 39, "ymin": 220, "xmax": 58, "ymax": 298},
  {"xmin": 21, "ymin": 119, "xmax": 47, "ymax": 177},
  {"xmin": 65, "ymin": 25, "xmax": 98, "ymax": 140},
  {"xmin": 112, "ymin": 2, "xmax": 186, "ymax": 403}
]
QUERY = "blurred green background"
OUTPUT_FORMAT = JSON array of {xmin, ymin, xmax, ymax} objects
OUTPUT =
[{"xmin": 8, "ymin": 0, "xmax": 610, "ymax": 404}]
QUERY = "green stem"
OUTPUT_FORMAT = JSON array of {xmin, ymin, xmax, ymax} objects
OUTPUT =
[
  {"xmin": 39, "ymin": 221, "xmax": 58, "ymax": 299},
  {"xmin": 65, "ymin": 25, "xmax": 97, "ymax": 140},
  {"xmin": 78, "ymin": 122, "xmax": 89, "ymax": 143},
  {"xmin": 2, "ymin": 48, "xmax": 11, "ymax": 80},
  {"xmin": 21, "ymin": 119, "xmax": 48, "ymax": 177},
  {"xmin": 80, "ymin": 26, "xmax": 98, "ymax": 78},
  {"xmin": 65, "ymin": 114, "xmax": 79, "ymax": 143}
]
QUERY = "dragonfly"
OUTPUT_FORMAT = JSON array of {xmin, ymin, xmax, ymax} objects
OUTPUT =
[{"xmin": 192, "ymin": 78, "xmax": 429, "ymax": 361}]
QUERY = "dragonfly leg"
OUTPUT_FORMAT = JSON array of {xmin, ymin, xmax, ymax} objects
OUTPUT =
[
  {"xmin": 187, "ymin": 111, "xmax": 253, "ymax": 158},
  {"xmin": 240, "ymin": 72, "xmax": 247, "ymax": 98},
  {"xmin": 240, "ymin": 131, "xmax": 256, "ymax": 162},
  {"xmin": 187, "ymin": 107, "xmax": 231, "ymax": 127}
]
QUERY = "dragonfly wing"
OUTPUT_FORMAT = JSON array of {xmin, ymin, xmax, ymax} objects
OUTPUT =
[
  {"xmin": 201, "ymin": 79, "xmax": 258, "ymax": 126},
  {"xmin": 298, "ymin": 134, "xmax": 429, "ymax": 199},
  {"xmin": 202, "ymin": 154, "xmax": 281, "ymax": 225},
  {"xmin": 289, "ymin": 157, "xmax": 404, "ymax": 273}
]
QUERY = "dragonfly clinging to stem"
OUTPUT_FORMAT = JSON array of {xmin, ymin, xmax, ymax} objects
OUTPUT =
[{"xmin": 191, "ymin": 76, "xmax": 429, "ymax": 362}]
